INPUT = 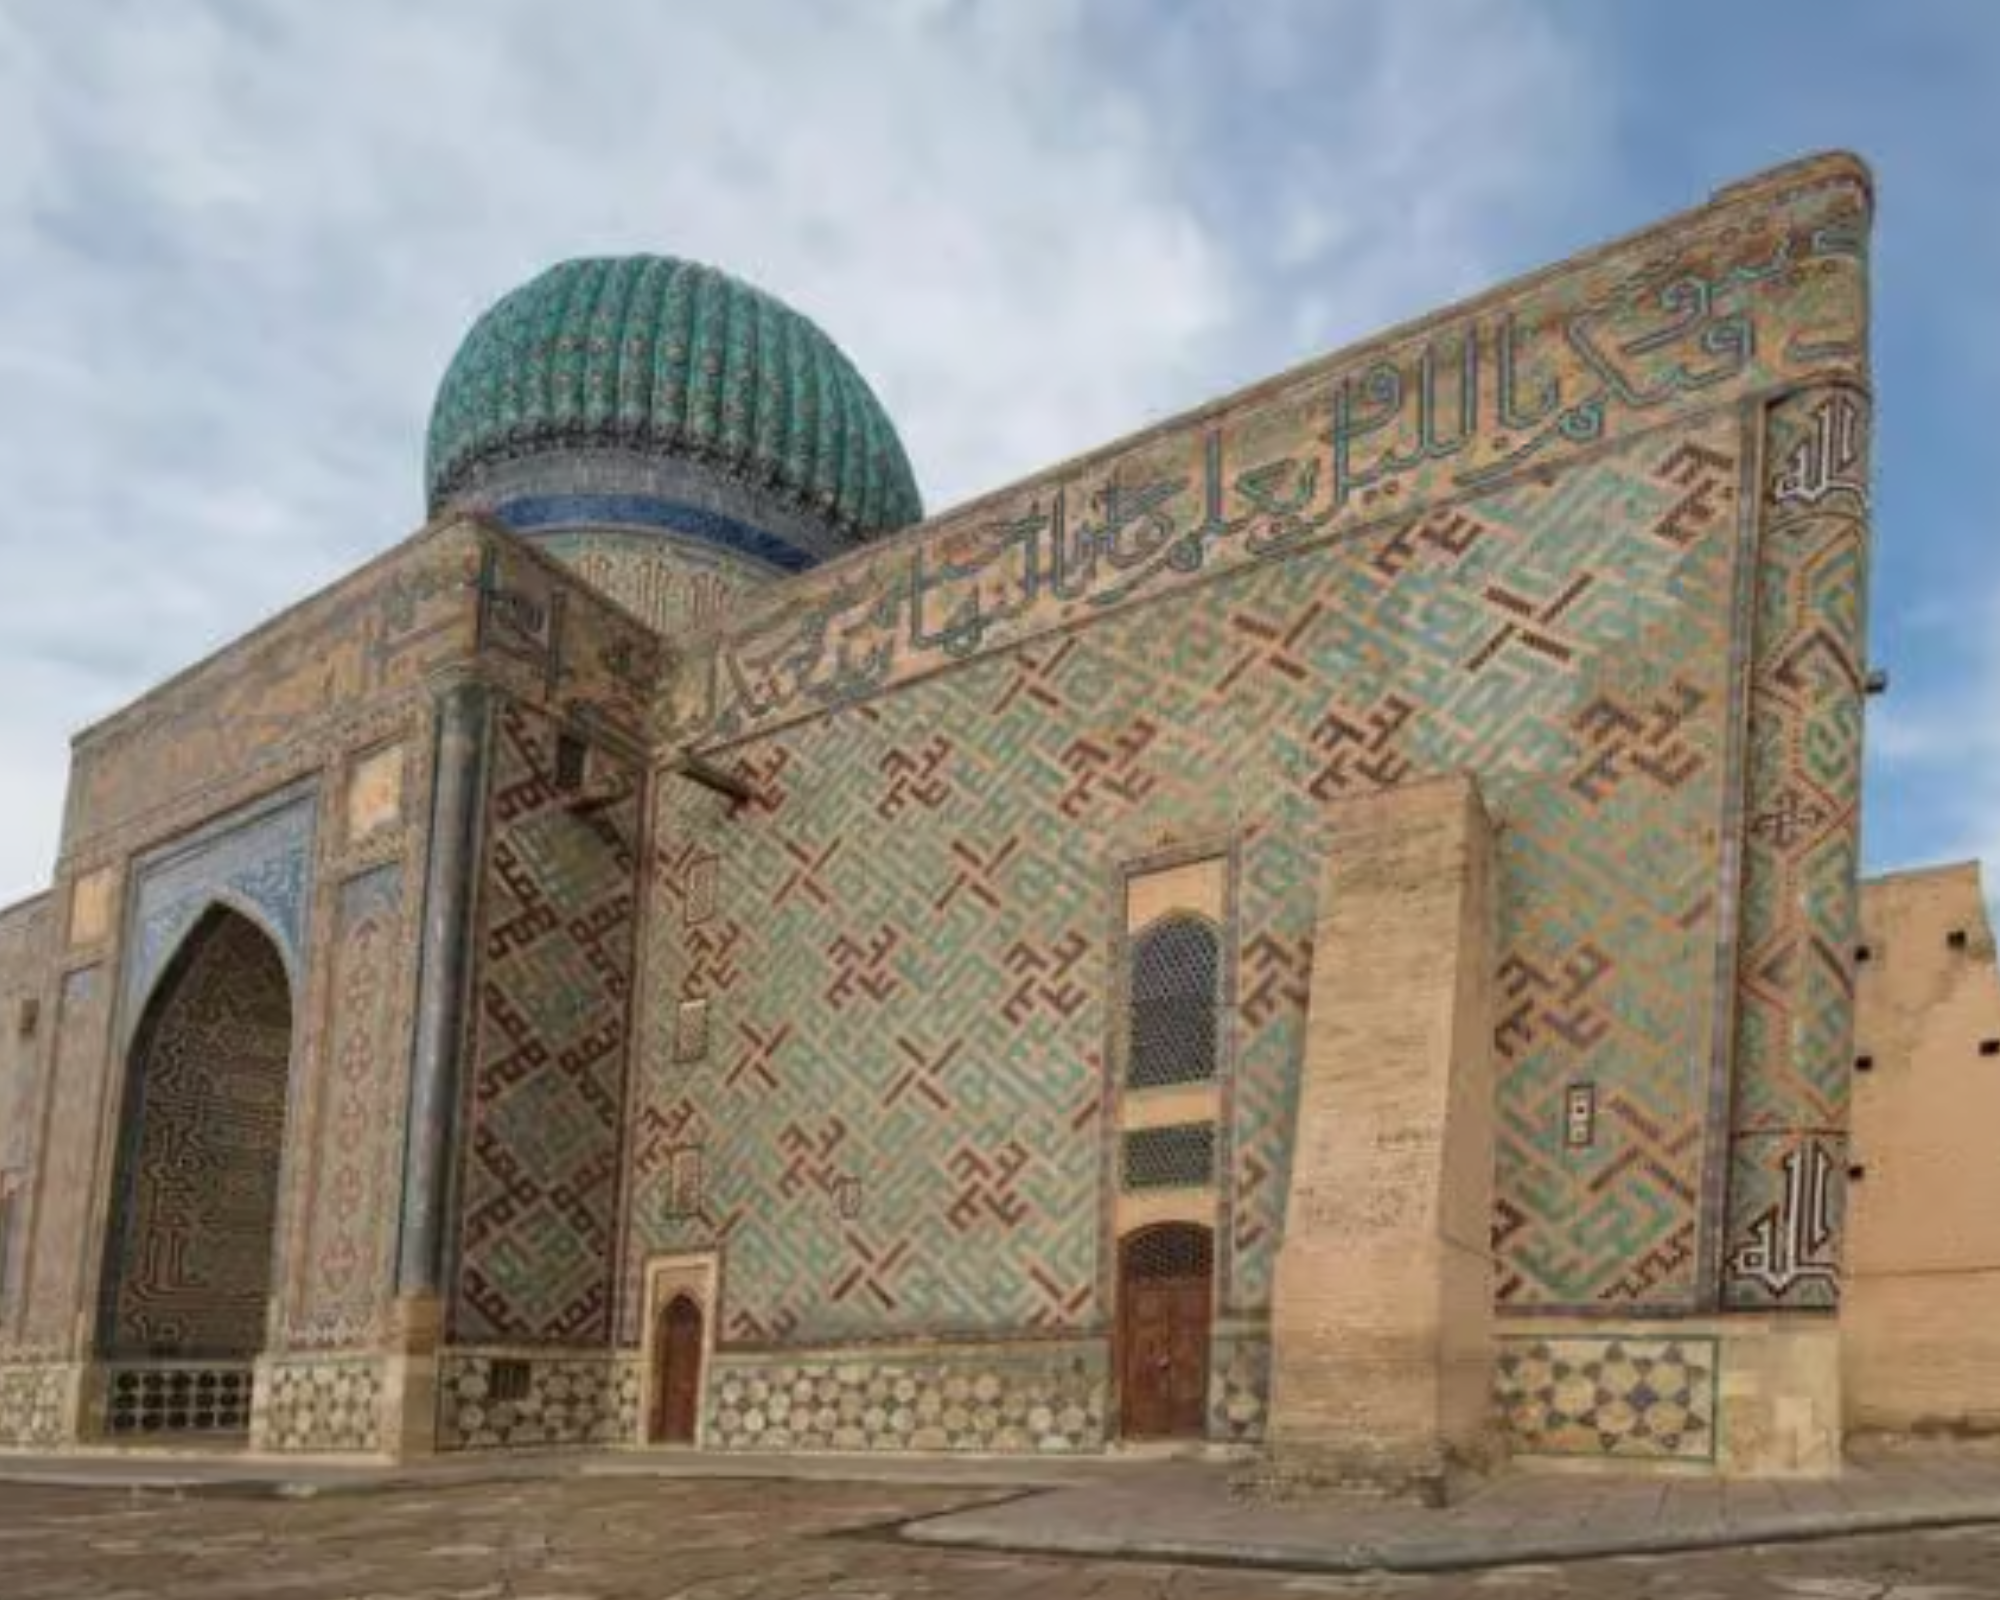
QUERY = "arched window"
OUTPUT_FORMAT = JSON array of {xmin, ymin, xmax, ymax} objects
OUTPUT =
[{"xmin": 1126, "ymin": 914, "xmax": 1220, "ymax": 1090}]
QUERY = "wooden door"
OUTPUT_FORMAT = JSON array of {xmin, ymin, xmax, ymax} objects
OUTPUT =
[
  {"xmin": 1118, "ymin": 1225, "xmax": 1212, "ymax": 1439},
  {"xmin": 651, "ymin": 1294, "xmax": 703, "ymax": 1444}
]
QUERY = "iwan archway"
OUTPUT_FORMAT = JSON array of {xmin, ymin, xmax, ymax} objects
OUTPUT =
[{"xmin": 96, "ymin": 906, "xmax": 294, "ymax": 1439}]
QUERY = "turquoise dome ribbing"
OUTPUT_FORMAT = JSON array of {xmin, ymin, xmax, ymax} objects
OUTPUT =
[{"xmin": 425, "ymin": 256, "xmax": 923, "ymax": 541}]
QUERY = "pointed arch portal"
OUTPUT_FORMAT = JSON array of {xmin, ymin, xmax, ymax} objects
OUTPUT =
[{"xmin": 99, "ymin": 906, "xmax": 294, "ymax": 1436}]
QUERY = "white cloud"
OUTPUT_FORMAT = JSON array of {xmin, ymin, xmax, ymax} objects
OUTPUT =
[
  {"xmin": 1867, "ymin": 588, "xmax": 2000, "ymax": 887},
  {"xmin": 0, "ymin": 0, "xmax": 1601, "ymax": 901}
]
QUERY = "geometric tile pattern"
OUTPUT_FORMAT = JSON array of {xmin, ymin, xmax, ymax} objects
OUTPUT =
[
  {"xmin": 703, "ymin": 1342, "xmax": 1107, "ymax": 1454},
  {"xmin": 123, "ymin": 789, "xmax": 316, "ymax": 1029},
  {"xmin": 62, "ymin": 527, "xmax": 481, "ymax": 861},
  {"xmin": 0, "ymin": 1363, "xmax": 71, "ymax": 1447},
  {"xmin": 260, "ymin": 1357, "xmax": 386, "ymax": 1454},
  {"xmin": 662, "ymin": 168, "xmax": 1868, "ymax": 752},
  {"xmin": 286, "ymin": 867, "xmax": 405, "ymax": 1350},
  {"xmin": 628, "ymin": 409, "xmax": 1758, "ymax": 1337},
  {"xmin": 1496, "ymin": 1334, "xmax": 1718, "ymax": 1461},
  {"xmin": 1723, "ymin": 384, "xmax": 1872, "ymax": 1309},
  {"xmin": 629, "ymin": 163, "xmax": 1874, "ymax": 1343},
  {"xmin": 450, "ymin": 699, "xmax": 642, "ymax": 1344},
  {"xmin": 470, "ymin": 537, "xmax": 664, "ymax": 749},
  {"xmin": 531, "ymin": 529, "xmax": 764, "ymax": 638},
  {"xmin": 102, "ymin": 910, "xmax": 293, "ymax": 1359},
  {"xmin": 435, "ymin": 1352, "xmax": 639, "ymax": 1452}
]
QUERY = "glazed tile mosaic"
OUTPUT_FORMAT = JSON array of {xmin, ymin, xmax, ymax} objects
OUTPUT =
[
  {"xmin": 704, "ymin": 1343, "xmax": 1107, "ymax": 1454},
  {"xmin": 436, "ymin": 1353, "xmax": 640, "ymax": 1452},
  {"xmin": 260, "ymin": 1358, "xmax": 386, "ymax": 1454},
  {"xmin": 1496, "ymin": 1334, "xmax": 1719, "ymax": 1461},
  {"xmin": 0, "ymin": 155, "xmax": 1886, "ymax": 1473}
]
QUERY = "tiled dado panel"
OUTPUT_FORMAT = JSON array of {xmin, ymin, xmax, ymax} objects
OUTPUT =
[
  {"xmin": 631, "ymin": 407, "xmax": 1756, "ymax": 1333},
  {"xmin": 1496, "ymin": 1333, "xmax": 1719, "ymax": 1462},
  {"xmin": 436, "ymin": 1352, "xmax": 641, "ymax": 1451},
  {"xmin": 1211, "ymin": 1330, "xmax": 1270, "ymax": 1444},
  {"xmin": 259, "ymin": 1358, "xmax": 385, "ymax": 1454},
  {"xmin": 0, "ymin": 1364, "xmax": 73, "ymax": 1448},
  {"xmin": 706, "ymin": 1341, "xmax": 1108, "ymax": 1454}
]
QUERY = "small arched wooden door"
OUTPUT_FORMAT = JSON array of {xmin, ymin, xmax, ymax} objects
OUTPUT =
[
  {"xmin": 650, "ymin": 1294, "xmax": 704, "ymax": 1445},
  {"xmin": 1117, "ymin": 1224, "xmax": 1213, "ymax": 1440}
]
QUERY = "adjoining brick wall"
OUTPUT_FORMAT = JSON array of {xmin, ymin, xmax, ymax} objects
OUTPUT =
[{"xmin": 1846, "ymin": 864, "xmax": 2000, "ymax": 1434}]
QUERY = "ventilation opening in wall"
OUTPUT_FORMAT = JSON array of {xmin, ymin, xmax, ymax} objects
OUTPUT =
[
  {"xmin": 1855, "ymin": 943, "xmax": 1874, "ymax": 965},
  {"xmin": 554, "ymin": 734, "xmax": 589, "ymax": 792},
  {"xmin": 1121, "ymin": 1122, "xmax": 1217, "ymax": 1192},
  {"xmin": 489, "ymin": 1359, "xmax": 532, "ymax": 1402},
  {"xmin": 1980, "ymin": 1039, "xmax": 2000, "ymax": 1059},
  {"xmin": 13, "ymin": 997, "xmax": 35, "ymax": 1040},
  {"xmin": 1949, "ymin": 928, "xmax": 1970, "ymax": 951}
]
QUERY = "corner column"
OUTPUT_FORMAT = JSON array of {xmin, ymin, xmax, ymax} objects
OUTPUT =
[
  {"xmin": 1717, "ymin": 382, "xmax": 1872, "ymax": 1472},
  {"xmin": 386, "ymin": 671, "xmax": 491, "ymax": 1456}
]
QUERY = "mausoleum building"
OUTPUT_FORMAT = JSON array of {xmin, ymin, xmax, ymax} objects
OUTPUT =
[{"xmin": 0, "ymin": 151, "xmax": 1981, "ymax": 1482}]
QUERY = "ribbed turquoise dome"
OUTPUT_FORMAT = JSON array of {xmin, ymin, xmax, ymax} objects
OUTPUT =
[{"xmin": 425, "ymin": 256, "xmax": 923, "ymax": 542}]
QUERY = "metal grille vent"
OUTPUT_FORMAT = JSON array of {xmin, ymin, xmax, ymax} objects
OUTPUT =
[
  {"xmin": 1121, "ymin": 1122, "xmax": 1216, "ymax": 1192},
  {"xmin": 1127, "ymin": 916, "xmax": 1219, "ymax": 1090},
  {"xmin": 1121, "ymin": 1223, "xmax": 1213, "ymax": 1281},
  {"xmin": 489, "ymin": 1359, "xmax": 532, "ymax": 1402}
]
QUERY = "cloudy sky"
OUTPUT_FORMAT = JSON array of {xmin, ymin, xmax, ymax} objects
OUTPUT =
[{"xmin": 0, "ymin": 0, "xmax": 1994, "ymax": 907}]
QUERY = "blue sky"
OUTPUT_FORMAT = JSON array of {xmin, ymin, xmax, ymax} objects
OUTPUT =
[{"xmin": 0, "ymin": 0, "xmax": 1993, "ymax": 905}]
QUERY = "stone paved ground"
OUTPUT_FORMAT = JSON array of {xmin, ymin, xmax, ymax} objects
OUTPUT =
[{"xmin": 9, "ymin": 1475, "xmax": 2000, "ymax": 1600}]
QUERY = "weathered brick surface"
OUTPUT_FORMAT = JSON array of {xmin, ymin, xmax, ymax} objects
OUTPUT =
[
  {"xmin": 1847, "ymin": 864, "xmax": 2000, "ymax": 1434},
  {"xmin": 1267, "ymin": 775, "xmax": 1497, "ymax": 1494}
]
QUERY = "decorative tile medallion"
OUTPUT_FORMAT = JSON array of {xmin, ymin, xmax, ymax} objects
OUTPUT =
[{"xmin": 1496, "ymin": 1334, "xmax": 1718, "ymax": 1461}]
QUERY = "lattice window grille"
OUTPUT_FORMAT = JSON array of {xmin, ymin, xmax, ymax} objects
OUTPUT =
[
  {"xmin": 105, "ymin": 1365, "xmax": 253, "ymax": 1435},
  {"xmin": 1127, "ymin": 916, "xmax": 1220, "ymax": 1090},
  {"xmin": 1121, "ymin": 1122, "xmax": 1217, "ymax": 1192},
  {"xmin": 1122, "ymin": 1223, "xmax": 1214, "ymax": 1281}
]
